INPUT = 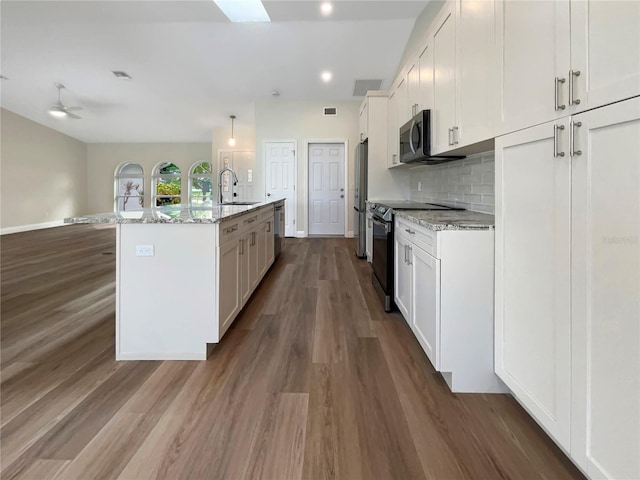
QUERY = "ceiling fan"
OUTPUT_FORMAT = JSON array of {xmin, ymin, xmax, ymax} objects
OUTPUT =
[{"xmin": 49, "ymin": 83, "xmax": 82, "ymax": 119}]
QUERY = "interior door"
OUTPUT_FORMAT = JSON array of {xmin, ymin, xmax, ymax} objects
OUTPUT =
[
  {"xmin": 308, "ymin": 143, "xmax": 345, "ymax": 236},
  {"xmin": 265, "ymin": 142, "xmax": 296, "ymax": 237}
]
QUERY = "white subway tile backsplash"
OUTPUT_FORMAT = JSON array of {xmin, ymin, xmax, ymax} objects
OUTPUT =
[{"xmin": 409, "ymin": 151, "xmax": 495, "ymax": 214}]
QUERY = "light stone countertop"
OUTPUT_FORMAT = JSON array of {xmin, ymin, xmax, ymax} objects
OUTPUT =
[
  {"xmin": 64, "ymin": 199, "xmax": 285, "ymax": 225},
  {"xmin": 394, "ymin": 209, "xmax": 494, "ymax": 231}
]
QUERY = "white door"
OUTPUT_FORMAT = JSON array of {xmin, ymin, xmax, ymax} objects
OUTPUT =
[
  {"xmin": 218, "ymin": 150, "xmax": 255, "ymax": 202},
  {"xmin": 495, "ymin": 118, "xmax": 572, "ymax": 451},
  {"xmin": 571, "ymin": 97, "xmax": 640, "ymax": 479},
  {"xmin": 265, "ymin": 142, "xmax": 296, "ymax": 237},
  {"xmin": 308, "ymin": 143, "xmax": 345, "ymax": 236},
  {"xmin": 412, "ymin": 245, "xmax": 441, "ymax": 370},
  {"xmin": 432, "ymin": 6, "xmax": 457, "ymax": 154},
  {"xmin": 570, "ymin": 0, "xmax": 640, "ymax": 113},
  {"xmin": 498, "ymin": 0, "xmax": 570, "ymax": 135}
]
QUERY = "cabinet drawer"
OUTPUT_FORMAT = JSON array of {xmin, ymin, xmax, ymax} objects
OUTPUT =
[
  {"xmin": 219, "ymin": 220, "xmax": 241, "ymax": 245},
  {"xmin": 395, "ymin": 216, "xmax": 437, "ymax": 257},
  {"xmin": 241, "ymin": 214, "xmax": 259, "ymax": 231},
  {"xmin": 259, "ymin": 205, "xmax": 274, "ymax": 220}
]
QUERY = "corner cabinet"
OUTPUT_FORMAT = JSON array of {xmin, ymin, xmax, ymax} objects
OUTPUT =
[
  {"xmin": 394, "ymin": 215, "xmax": 506, "ymax": 393},
  {"xmin": 496, "ymin": 97, "xmax": 640, "ymax": 477}
]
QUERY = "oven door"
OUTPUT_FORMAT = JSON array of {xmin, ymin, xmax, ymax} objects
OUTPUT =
[{"xmin": 371, "ymin": 216, "xmax": 391, "ymax": 293}]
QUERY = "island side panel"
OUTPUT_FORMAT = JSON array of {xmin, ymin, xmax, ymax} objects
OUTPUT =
[{"xmin": 116, "ymin": 223, "xmax": 216, "ymax": 360}]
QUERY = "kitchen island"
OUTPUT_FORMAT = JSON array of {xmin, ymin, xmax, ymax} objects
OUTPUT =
[{"xmin": 66, "ymin": 200, "xmax": 284, "ymax": 360}]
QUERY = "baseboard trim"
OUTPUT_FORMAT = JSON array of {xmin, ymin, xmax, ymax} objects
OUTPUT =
[
  {"xmin": 296, "ymin": 230, "xmax": 307, "ymax": 238},
  {"xmin": 346, "ymin": 230, "xmax": 354, "ymax": 238},
  {"xmin": 117, "ymin": 351, "xmax": 208, "ymax": 361},
  {"xmin": 1, "ymin": 220, "xmax": 69, "ymax": 235}
]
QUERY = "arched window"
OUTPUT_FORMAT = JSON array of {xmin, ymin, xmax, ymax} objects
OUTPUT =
[
  {"xmin": 189, "ymin": 161, "xmax": 214, "ymax": 205},
  {"xmin": 115, "ymin": 163, "xmax": 144, "ymax": 212},
  {"xmin": 153, "ymin": 162, "xmax": 181, "ymax": 206}
]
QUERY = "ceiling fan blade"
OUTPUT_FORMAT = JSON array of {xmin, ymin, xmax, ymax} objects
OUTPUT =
[
  {"xmin": 66, "ymin": 111, "xmax": 82, "ymax": 120},
  {"xmin": 65, "ymin": 106, "xmax": 83, "ymax": 112}
]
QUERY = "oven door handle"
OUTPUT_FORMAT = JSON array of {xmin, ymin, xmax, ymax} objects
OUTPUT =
[{"xmin": 371, "ymin": 217, "xmax": 390, "ymax": 234}]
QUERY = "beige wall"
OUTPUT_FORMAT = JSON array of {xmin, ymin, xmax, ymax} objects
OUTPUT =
[
  {"xmin": 255, "ymin": 100, "xmax": 360, "ymax": 236},
  {"xmin": 85, "ymin": 143, "xmax": 211, "ymax": 214},
  {"xmin": 1, "ymin": 108, "xmax": 87, "ymax": 230},
  {"xmin": 211, "ymin": 125, "xmax": 256, "ymax": 163}
]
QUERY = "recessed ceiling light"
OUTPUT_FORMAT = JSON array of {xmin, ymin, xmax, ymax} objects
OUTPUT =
[
  {"xmin": 112, "ymin": 71, "xmax": 132, "ymax": 80},
  {"xmin": 321, "ymin": 2, "xmax": 333, "ymax": 15},
  {"xmin": 213, "ymin": 0, "xmax": 270, "ymax": 22},
  {"xmin": 321, "ymin": 71, "xmax": 333, "ymax": 83}
]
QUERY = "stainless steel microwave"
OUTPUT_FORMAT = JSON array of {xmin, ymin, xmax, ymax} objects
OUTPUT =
[{"xmin": 399, "ymin": 110, "xmax": 465, "ymax": 164}]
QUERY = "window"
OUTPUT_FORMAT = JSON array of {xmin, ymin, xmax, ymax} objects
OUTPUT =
[
  {"xmin": 153, "ymin": 162, "xmax": 181, "ymax": 206},
  {"xmin": 115, "ymin": 163, "xmax": 144, "ymax": 212},
  {"xmin": 189, "ymin": 161, "xmax": 214, "ymax": 205}
]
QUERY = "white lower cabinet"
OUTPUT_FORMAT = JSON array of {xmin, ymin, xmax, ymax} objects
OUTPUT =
[
  {"xmin": 496, "ymin": 96, "xmax": 640, "ymax": 478},
  {"xmin": 218, "ymin": 238, "xmax": 241, "ymax": 336},
  {"xmin": 394, "ymin": 216, "xmax": 505, "ymax": 393}
]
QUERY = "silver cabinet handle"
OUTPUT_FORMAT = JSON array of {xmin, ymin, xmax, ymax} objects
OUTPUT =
[
  {"xmin": 392, "ymin": 153, "xmax": 397, "ymax": 164},
  {"xmin": 239, "ymin": 238, "xmax": 244, "ymax": 255},
  {"xmin": 360, "ymin": 133, "xmax": 364, "ymax": 141},
  {"xmin": 553, "ymin": 124, "xmax": 566, "ymax": 158},
  {"xmin": 453, "ymin": 126, "xmax": 459, "ymax": 145},
  {"xmin": 570, "ymin": 120, "xmax": 582, "ymax": 157},
  {"xmin": 448, "ymin": 128, "xmax": 453, "ymax": 146},
  {"xmin": 407, "ymin": 245, "xmax": 413, "ymax": 265},
  {"xmin": 569, "ymin": 70, "xmax": 581, "ymax": 106},
  {"xmin": 405, "ymin": 228, "xmax": 415, "ymax": 235},
  {"xmin": 404, "ymin": 244, "xmax": 409, "ymax": 264},
  {"xmin": 555, "ymin": 77, "xmax": 566, "ymax": 111},
  {"xmin": 267, "ymin": 221, "xmax": 271, "ymax": 233}
]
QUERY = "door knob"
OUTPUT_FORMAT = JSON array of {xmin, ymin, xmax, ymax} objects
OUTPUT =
[
  {"xmin": 340, "ymin": 194, "xmax": 344, "ymax": 198},
  {"xmin": 267, "ymin": 193, "xmax": 272, "ymax": 197}
]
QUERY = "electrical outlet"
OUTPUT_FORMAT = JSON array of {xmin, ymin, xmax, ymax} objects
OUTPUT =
[
  {"xmin": 417, "ymin": 181, "xmax": 422, "ymax": 192},
  {"xmin": 135, "ymin": 245, "xmax": 154, "ymax": 257}
]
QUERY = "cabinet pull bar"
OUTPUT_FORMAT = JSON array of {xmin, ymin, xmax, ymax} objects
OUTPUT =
[
  {"xmin": 570, "ymin": 120, "xmax": 582, "ymax": 157},
  {"xmin": 555, "ymin": 77, "xmax": 566, "ymax": 111},
  {"xmin": 569, "ymin": 70, "xmax": 581, "ymax": 106},
  {"xmin": 553, "ymin": 124, "xmax": 565, "ymax": 158},
  {"xmin": 453, "ymin": 126, "xmax": 459, "ymax": 145},
  {"xmin": 448, "ymin": 128, "xmax": 453, "ymax": 146}
]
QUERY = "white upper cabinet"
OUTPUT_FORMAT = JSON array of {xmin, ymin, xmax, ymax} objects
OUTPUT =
[
  {"xmin": 406, "ymin": 61, "xmax": 420, "ymax": 119},
  {"xmin": 417, "ymin": 43, "xmax": 434, "ymax": 114},
  {"xmin": 570, "ymin": 0, "xmax": 640, "ymax": 113},
  {"xmin": 387, "ymin": 89, "xmax": 400, "ymax": 168},
  {"xmin": 395, "ymin": 76, "xmax": 408, "ymax": 128},
  {"xmin": 359, "ymin": 100, "xmax": 368, "ymax": 142},
  {"xmin": 456, "ymin": 0, "xmax": 497, "ymax": 147},
  {"xmin": 498, "ymin": 0, "xmax": 570, "ymax": 134},
  {"xmin": 432, "ymin": 6, "xmax": 457, "ymax": 154},
  {"xmin": 499, "ymin": 0, "xmax": 640, "ymax": 135}
]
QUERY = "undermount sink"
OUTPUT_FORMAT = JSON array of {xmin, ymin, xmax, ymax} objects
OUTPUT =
[{"xmin": 220, "ymin": 201, "xmax": 260, "ymax": 206}]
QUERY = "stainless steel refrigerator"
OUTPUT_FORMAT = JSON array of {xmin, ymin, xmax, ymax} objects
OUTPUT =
[{"xmin": 353, "ymin": 141, "xmax": 368, "ymax": 257}]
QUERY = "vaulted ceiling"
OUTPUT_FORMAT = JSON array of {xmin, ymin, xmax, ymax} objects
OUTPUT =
[{"xmin": 0, "ymin": 0, "xmax": 426, "ymax": 143}]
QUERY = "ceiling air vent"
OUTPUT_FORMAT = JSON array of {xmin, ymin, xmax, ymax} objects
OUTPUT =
[
  {"xmin": 323, "ymin": 107, "xmax": 337, "ymax": 116},
  {"xmin": 353, "ymin": 79, "xmax": 383, "ymax": 96}
]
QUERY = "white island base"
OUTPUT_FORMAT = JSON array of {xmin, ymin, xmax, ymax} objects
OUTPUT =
[{"xmin": 114, "ymin": 205, "xmax": 276, "ymax": 360}]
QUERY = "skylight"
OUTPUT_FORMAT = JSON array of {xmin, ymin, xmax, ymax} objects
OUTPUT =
[{"xmin": 213, "ymin": 0, "xmax": 271, "ymax": 22}]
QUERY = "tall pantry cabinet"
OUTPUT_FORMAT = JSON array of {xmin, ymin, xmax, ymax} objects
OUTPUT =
[{"xmin": 496, "ymin": 96, "xmax": 640, "ymax": 478}]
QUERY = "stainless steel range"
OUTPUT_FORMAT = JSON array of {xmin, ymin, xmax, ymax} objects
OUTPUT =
[{"xmin": 369, "ymin": 201, "xmax": 464, "ymax": 311}]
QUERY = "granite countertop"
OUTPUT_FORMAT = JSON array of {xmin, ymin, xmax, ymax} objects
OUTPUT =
[
  {"xmin": 394, "ymin": 209, "xmax": 494, "ymax": 231},
  {"xmin": 64, "ymin": 198, "xmax": 285, "ymax": 225}
]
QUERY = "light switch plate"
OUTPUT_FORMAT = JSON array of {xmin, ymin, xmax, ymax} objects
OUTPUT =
[{"xmin": 135, "ymin": 245, "xmax": 154, "ymax": 256}]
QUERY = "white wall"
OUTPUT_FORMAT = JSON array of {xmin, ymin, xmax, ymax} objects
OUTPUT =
[
  {"xmin": 212, "ymin": 125, "xmax": 256, "ymax": 162},
  {"xmin": 85, "ymin": 143, "xmax": 211, "ymax": 214},
  {"xmin": 255, "ymin": 100, "xmax": 359, "ymax": 236},
  {"xmin": 1, "ymin": 108, "xmax": 87, "ymax": 231}
]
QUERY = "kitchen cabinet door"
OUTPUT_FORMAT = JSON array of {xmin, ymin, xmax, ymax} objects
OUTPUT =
[
  {"xmin": 396, "ymin": 77, "xmax": 409, "ymax": 128},
  {"xmin": 394, "ymin": 233, "xmax": 412, "ymax": 322},
  {"xmin": 495, "ymin": 118, "xmax": 572, "ymax": 450},
  {"xmin": 417, "ymin": 43, "xmax": 434, "ymax": 114},
  {"xmin": 456, "ymin": 0, "xmax": 496, "ymax": 146},
  {"xmin": 570, "ymin": 0, "xmax": 640, "ymax": 113},
  {"xmin": 218, "ymin": 239, "xmax": 241, "ymax": 335},
  {"xmin": 239, "ymin": 232, "xmax": 251, "ymax": 306},
  {"xmin": 257, "ymin": 221, "xmax": 268, "ymax": 280},
  {"xmin": 248, "ymin": 229, "xmax": 259, "ymax": 293},
  {"xmin": 570, "ymin": 97, "xmax": 640, "ymax": 479},
  {"xmin": 265, "ymin": 218, "xmax": 274, "ymax": 270},
  {"xmin": 387, "ymin": 89, "xmax": 400, "ymax": 167},
  {"xmin": 411, "ymin": 245, "xmax": 440, "ymax": 370},
  {"xmin": 406, "ymin": 61, "xmax": 420, "ymax": 118},
  {"xmin": 498, "ymin": 0, "xmax": 570, "ymax": 135},
  {"xmin": 432, "ymin": 6, "xmax": 457, "ymax": 154},
  {"xmin": 359, "ymin": 100, "xmax": 368, "ymax": 142}
]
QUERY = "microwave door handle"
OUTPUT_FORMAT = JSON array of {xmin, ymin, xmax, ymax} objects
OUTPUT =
[{"xmin": 408, "ymin": 120, "xmax": 417, "ymax": 154}]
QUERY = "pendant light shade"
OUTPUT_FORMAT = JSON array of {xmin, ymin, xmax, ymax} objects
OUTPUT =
[{"xmin": 228, "ymin": 115, "xmax": 236, "ymax": 146}]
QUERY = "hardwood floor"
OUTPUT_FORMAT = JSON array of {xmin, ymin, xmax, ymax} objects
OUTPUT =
[{"xmin": 1, "ymin": 225, "xmax": 584, "ymax": 480}]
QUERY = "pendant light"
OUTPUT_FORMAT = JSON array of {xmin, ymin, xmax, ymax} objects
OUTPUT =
[{"xmin": 228, "ymin": 115, "xmax": 236, "ymax": 147}]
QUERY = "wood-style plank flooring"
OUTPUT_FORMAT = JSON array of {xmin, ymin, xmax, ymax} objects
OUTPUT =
[{"xmin": 1, "ymin": 225, "xmax": 584, "ymax": 480}]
